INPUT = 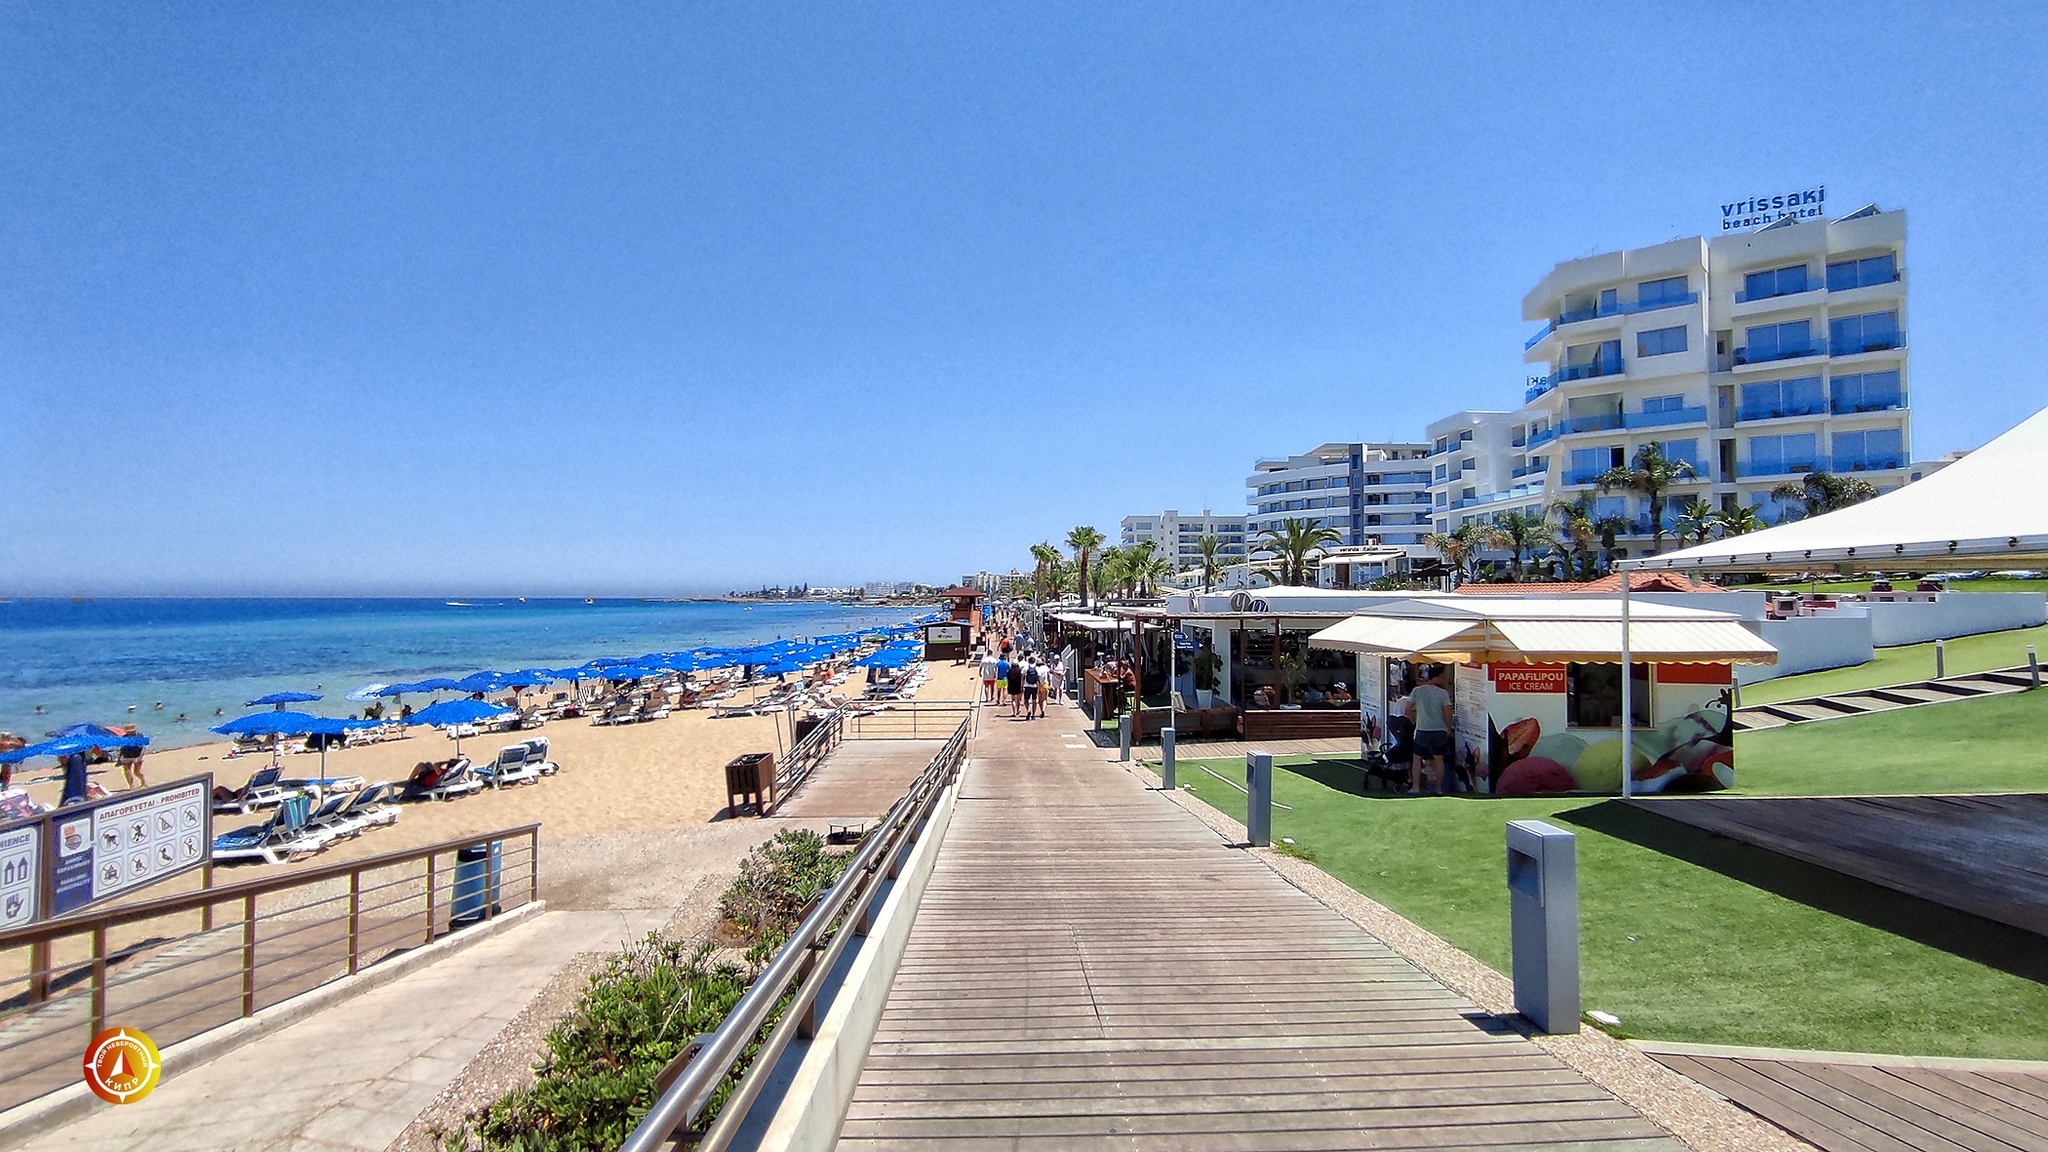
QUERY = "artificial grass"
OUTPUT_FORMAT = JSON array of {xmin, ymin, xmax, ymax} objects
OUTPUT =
[
  {"xmin": 1735, "ymin": 689, "xmax": 2048, "ymax": 795},
  {"xmin": 1789, "ymin": 577, "xmax": 2048, "ymax": 596},
  {"xmin": 1741, "ymin": 622, "xmax": 2048, "ymax": 704},
  {"xmin": 1164, "ymin": 743, "xmax": 2048, "ymax": 1059}
]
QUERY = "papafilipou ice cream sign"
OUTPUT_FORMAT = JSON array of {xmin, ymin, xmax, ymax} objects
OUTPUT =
[{"xmin": 1721, "ymin": 185, "xmax": 1825, "ymax": 231}]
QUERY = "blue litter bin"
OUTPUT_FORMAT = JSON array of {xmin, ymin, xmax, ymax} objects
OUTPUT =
[{"xmin": 451, "ymin": 841, "xmax": 503, "ymax": 926}]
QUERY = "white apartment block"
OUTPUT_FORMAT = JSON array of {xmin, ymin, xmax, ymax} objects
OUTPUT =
[
  {"xmin": 1434, "ymin": 204, "xmax": 1911, "ymax": 548},
  {"xmin": 1119, "ymin": 509, "xmax": 1248, "ymax": 569},
  {"xmin": 1246, "ymin": 442, "xmax": 1434, "ymax": 550}
]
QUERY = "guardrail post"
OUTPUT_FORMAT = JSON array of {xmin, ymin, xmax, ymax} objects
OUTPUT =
[
  {"xmin": 1119, "ymin": 714, "xmax": 1132, "ymax": 761},
  {"xmin": 2030, "ymin": 645, "xmax": 2040, "ymax": 689},
  {"xmin": 1935, "ymin": 639, "xmax": 1946, "ymax": 679},
  {"xmin": 424, "ymin": 853, "xmax": 437, "ymax": 945},
  {"xmin": 347, "ymin": 871, "xmax": 362, "ymax": 975},
  {"xmin": 530, "ymin": 828, "xmax": 541, "ymax": 904},
  {"xmin": 201, "ymin": 860, "xmax": 214, "ymax": 931},
  {"xmin": 90, "ymin": 925, "xmax": 107, "ymax": 1037},
  {"xmin": 28, "ymin": 940, "xmax": 50, "ymax": 1004},
  {"xmin": 241, "ymin": 892, "xmax": 257, "ymax": 1017}
]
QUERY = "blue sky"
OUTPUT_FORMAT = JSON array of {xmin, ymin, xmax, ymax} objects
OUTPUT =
[{"xmin": 3, "ymin": 3, "xmax": 2044, "ymax": 595}]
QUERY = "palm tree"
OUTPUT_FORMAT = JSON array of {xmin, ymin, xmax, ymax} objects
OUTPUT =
[
  {"xmin": 1196, "ymin": 535, "xmax": 1225, "ymax": 592},
  {"xmin": 1424, "ymin": 521, "xmax": 1491, "ymax": 584},
  {"xmin": 1485, "ymin": 510, "xmax": 1550, "ymax": 582},
  {"xmin": 1065, "ymin": 526, "xmax": 1105, "ymax": 608},
  {"xmin": 1133, "ymin": 550, "xmax": 1175, "ymax": 596},
  {"xmin": 1028, "ymin": 542, "xmax": 1062, "ymax": 602},
  {"xmin": 1672, "ymin": 497, "xmax": 1718, "ymax": 549},
  {"xmin": 1549, "ymin": 496, "xmax": 1600, "ymax": 580},
  {"xmin": 1714, "ymin": 503, "xmax": 1768, "ymax": 537},
  {"xmin": 1256, "ymin": 518, "xmax": 1341, "ymax": 586},
  {"xmin": 1595, "ymin": 512, "xmax": 1630, "ymax": 574},
  {"xmin": 1597, "ymin": 444, "xmax": 1698, "ymax": 554},
  {"xmin": 1770, "ymin": 472, "xmax": 1879, "ymax": 521}
]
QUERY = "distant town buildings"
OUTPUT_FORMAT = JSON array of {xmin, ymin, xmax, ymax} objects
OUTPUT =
[
  {"xmin": 1118, "ymin": 509, "xmax": 1248, "ymax": 570},
  {"xmin": 1244, "ymin": 442, "xmax": 1433, "ymax": 549}
]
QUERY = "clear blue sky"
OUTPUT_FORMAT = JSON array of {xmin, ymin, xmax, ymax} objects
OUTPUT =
[{"xmin": 4, "ymin": 3, "xmax": 2043, "ymax": 595}]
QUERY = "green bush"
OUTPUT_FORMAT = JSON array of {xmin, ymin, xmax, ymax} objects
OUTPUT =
[{"xmin": 454, "ymin": 830, "xmax": 853, "ymax": 1151}]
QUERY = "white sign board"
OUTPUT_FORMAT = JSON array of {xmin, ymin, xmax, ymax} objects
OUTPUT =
[
  {"xmin": 51, "ymin": 780, "xmax": 211, "ymax": 916},
  {"xmin": 926, "ymin": 625, "xmax": 963, "ymax": 644},
  {"xmin": 0, "ymin": 823, "xmax": 39, "ymax": 929}
]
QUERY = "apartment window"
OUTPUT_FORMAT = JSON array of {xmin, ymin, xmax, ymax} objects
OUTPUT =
[
  {"xmin": 1826, "ymin": 253, "xmax": 1898, "ymax": 292},
  {"xmin": 1562, "ymin": 339, "xmax": 1623, "ymax": 379},
  {"xmin": 1637, "ymin": 276, "xmax": 1689, "ymax": 308},
  {"xmin": 1833, "ymin": 427, "xmax": 1904, "ymax": 471},
  {"xmin": 1741, "ymin": 264, "xmax": 1809, "ymax": 301},
  {"xmin": 1642, "ymin": 394, "xmax": 1684, "ymax": 413},
  {"xmin": 1306, "ymin": 478, "xmax": 1325, "ymax": 490},
  {"xmin": 1460, "ymin": 457, "xmax": 1475, "ymax": 472},
  {"xmin": 1460, "ymin": 430, "xmax": 1474, "ymax": 442},
  {"xmin": 1832, "ymin": 370, "xmax": 1904, "ymax": 414},
  {"xmin": 1461, "ymin": 487, "xmax": 1477, "ymax": 501},
  {"xmin": 1364, "ymin": 473, "xmax": 1382, "ymax": 486},
  {"xmin": 1740, "ymin": 376, "xmax": 1825, "ymax": 420},
  {"xmin": 1435, "ymin": 492, "xmax": 1448, "ymax": 506},
  {"xmin": 1433, "ymin": 437, "xmax": 1449, "ymax": 453},
  {"xmin": 1658, "ymin": 439, "xmax": 1703, "ymax": 472},
  {"xmin": 1637, "ymin": 326, "xmax": 1688, "ymax": 357},
  {"xmin": 1365, "ymin": 514, "xmax": 1381, "ymax": 526},
  {"xmin": 1434, "ymin": 463, "xmax": 1448, "ymax": 481},
  {"xmin": 1741, "ymin": 320, "xmax": 1814, "ymax": 363},
  {"xmin": 1829, "ymin": 310, "xmax": 1902, "ymax": 355},
  {"xmin": 1746, "ymin": 433, "xmax": 1820, "ymax": 476}
]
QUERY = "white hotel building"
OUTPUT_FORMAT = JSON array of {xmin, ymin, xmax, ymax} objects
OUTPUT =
[
  {"xmin": 1119, "ymin": 509, "xmax": 1249, "ymax": 569},
  {"xmin": 1246, "ymin": 442, "xmax": 1434, "ymax": 549},
  {"xmin": 1430, "ymin": 205, "xmax": 1914, "ymax": 547}
]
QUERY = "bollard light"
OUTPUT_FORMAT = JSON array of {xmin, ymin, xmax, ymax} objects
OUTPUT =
[
  {"xmin": 1506, "ymin": 819, "xmax": 1579, "ymax": 1034},
  {"xmin": 1118, "ymin": 714, "xmax": 1131, "ymax": 762},
  {"xmin": 1245, "ymin": 751, "xmax": 1272, "ymax": 847},
  {"xmin": 1161, "ymin": 726, "xmax": 1176, "ymax": 790}
]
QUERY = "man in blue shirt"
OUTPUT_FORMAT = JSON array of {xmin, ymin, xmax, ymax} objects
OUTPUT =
[{"xmin": 994, "ymin": 655, "xmax": 1011, "ymax": 707}]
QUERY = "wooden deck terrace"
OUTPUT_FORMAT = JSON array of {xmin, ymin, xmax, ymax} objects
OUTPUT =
[{"xmin": 836, "ymin": 711, "xmax": 1681, "ymax": 1150}]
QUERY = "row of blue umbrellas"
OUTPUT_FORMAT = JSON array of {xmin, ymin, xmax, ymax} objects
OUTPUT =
[{"xmin": 0, "ymin": 723, "xmax": 150, "ymax": 766}]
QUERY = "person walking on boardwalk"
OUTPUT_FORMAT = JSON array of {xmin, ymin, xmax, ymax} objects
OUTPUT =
[
  {"xmin": 994, "ymin": 652, "xmax": 1011, "ymax": 707},
  {"xmin": 979, "ymin": 650, "xmax": 999, "ymax": 702},
  {"xmin": 1022, "ymin": 660, "xmax": 1042, "ymax": 719},
  {"xmin": 1007, "ymin": 658, "xmax": 1026, "ymax": 717}
]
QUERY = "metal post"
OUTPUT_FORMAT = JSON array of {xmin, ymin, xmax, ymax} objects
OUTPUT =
[
  {"xmin": 1619, "ymin": 578, "xmax": 1633, "ymax": 800},
  {"xmin": 90, "ymin": 926, "xmax": 107, "ymax": 1037},
  {"xmin": 1118, "ymin": 713, "xmax": 1131, "ymax": 762},
  {"xmin": 201, "ymin": 859, "xmax": 214, "ymax": 931},
  {"xmin": 1507, "ymin": 819, "xmax": 1579, "ymax": 1034},
  {"xmin": 424, "ymin": 853, "xmax": 437, "ymax": 945},
  {"xmin": 2030, "ymin": 645, "xmax": 2040, "ymax": 689},
  {"xmin": 530, "ymin": 827, "xmax": 541, "ymax": 904},
  {"xmin": 1160, "ymin": 727, "xmax": 1176, "ymax": 790},
  {"xmin": 1245, "ymin": 751, "xmax": 1272, "ymax": 847},
  {"xmin": 1935, "ymin": 638, "xmax": 1947, "ymax": 679}
]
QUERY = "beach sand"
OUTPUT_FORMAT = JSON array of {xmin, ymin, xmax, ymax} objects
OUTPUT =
[{"xmin": 10, "ymin": 660, "xmax": 983, "ymax": 875}]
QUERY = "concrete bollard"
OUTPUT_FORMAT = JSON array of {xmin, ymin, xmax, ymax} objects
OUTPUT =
[
  {"xmin": 1935, "ymin": 639, "xmax": 1946, "ymax": 679},
  {"xmin": 1507, "ymin": 819, "xmax": 1580, "ymax": 1034},
  {"xmin": 1160, "ymin": 727, "xmax": 1176, "ymax": 790},
  {"xmin": 1118, "ymin": 714, "xmax": 1131, "ymax": 762},
  {"xmin": 2031, "ymin": 646, "xmax": 2040, "ymax": 690},
  {"xmin": 1245, "ymin": 751, "xmax": 1272, "ymax": 847}
]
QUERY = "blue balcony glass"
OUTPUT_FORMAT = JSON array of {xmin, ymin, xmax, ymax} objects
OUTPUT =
[
  {"xmin": 1733, "ymin": 340, "xmax": 1825, "ymax": 366},
  {"xmin": 1630, "ymin": 290, "xmax": 1699, "ymax": 315},
  {"xmin": 1831, "ymin": 390, "xmax": 1905, "ymax": 415},
  {"xmin": 1561, "ymin": 467, "xmax": 1609, "ymax": 486},
  {"xmin": 1556, "ymin": 356, "xmax": 1624, "ymax": 382},
  {"xmin": 1623, "ymin": 406, "xmax": 1707, "ymax": 430},
  {"xmin": 1736, "ymin": 457, "xmax": 1824, "ymax": 479},
  {"xmin": 1525, "ymin": 375, "xmax": 1557, "ymax": 402},
  {"xmin": 1526, "ymin": 425, "xmax": 1561, "ymax": 448},
  {"xmin": 1738, "ymin": 401, "xmax": 1828, "ymax": 422},
  {"xmin": 1561, "ymin": 412, "xmax": 1625, "ymax": 435},
  {"xmin": 1832, "ymin": 453, "xmax": 1906, "ymax": 473},
  {"xmin": 1831, "ymin": 329, "xmax": 1906, "ymax": 356},
  {"xmin": 1524, "ymin": 322, "xmax": 1556, "ymax": 351}
]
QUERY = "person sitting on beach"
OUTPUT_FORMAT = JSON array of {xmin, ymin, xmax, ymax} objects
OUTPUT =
[{"xmin": 0, "ymin": 764, "xmax": 43, "ymax": 821}]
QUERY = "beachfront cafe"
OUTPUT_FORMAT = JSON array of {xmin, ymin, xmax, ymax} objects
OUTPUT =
[{"xmin": 1308, "ymin": 596, "xmax": 1778, "ymax": 795}]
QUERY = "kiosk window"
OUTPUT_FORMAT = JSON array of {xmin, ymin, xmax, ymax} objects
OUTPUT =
[{"xmin": 1566, "ymin": 663, "xmax": 1649, "ymax": 729}]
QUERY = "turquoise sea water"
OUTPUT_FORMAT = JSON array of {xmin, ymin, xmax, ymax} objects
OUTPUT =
[{"xmin": 0, "ymin": 598, "xmax": 926, "ymax": 750}]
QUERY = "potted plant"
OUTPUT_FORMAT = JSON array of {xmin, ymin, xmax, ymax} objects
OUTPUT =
[
  {"xmin": 1191, "ymin": 642, "xmax": 1223, "ymax": 710},
  {"xmin": 1275, "ymin": 650, "xmax": 1307, "ymax": 707}
]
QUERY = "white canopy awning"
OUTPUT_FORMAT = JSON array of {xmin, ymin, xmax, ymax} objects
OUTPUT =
[
  {"xmin": 1049, "ymin": 611, "xmax": 1125, "ymax": 630},
  {"xmin": 1623, "ymin": 405, "xmax": 2048, "ymax": 574},
  {"xmin": 1307, "ymin": 596, "xmax": 1777, "ymax": 665}
]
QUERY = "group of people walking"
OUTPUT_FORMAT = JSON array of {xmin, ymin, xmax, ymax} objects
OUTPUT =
[{"xmin": 975, "ymin": 629, "xmax": 1062, "ymax": 721}]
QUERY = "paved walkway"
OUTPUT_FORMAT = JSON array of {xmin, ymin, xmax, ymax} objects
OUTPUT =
[
  {"xmin": 19, "ymin": 908, "xmax": 664, "ymax": 1152},
  {"xmin": 837, "ymin": 713, "xmax": 1682, "ymax": 1150}
]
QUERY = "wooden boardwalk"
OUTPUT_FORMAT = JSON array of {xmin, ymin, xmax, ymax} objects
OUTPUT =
[
  {"xmin": 774, "ymin": 739, "xmax": 945, "ymax": 821},
  {"xmin": 1626, "ymin": 795, "xmax": 2048, "ymax": 938},
  {"xmin": 1647, "ymin": 1048, "xmax": 2048, "ymax": 1152},
  {"xmin": 837, "ymin": 713, "xmax": 1680, "ymax": 1150}
]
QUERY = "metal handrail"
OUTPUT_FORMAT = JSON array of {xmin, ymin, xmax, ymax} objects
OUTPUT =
[
  {"xmin": 619, "ymin": 717, "xmax": 971, "ymax": 1152},
  {"xmin": 774, "ymin": 705, "xmax": 845, "ymax": 797}
]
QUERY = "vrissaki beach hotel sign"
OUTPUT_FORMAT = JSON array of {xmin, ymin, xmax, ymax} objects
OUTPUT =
[{"xmin": 1720, "ymin": 185, "xmax": 1825, "ymax": 231}]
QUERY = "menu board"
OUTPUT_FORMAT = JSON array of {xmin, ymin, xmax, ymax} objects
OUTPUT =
[
  {"xmin": 1357, "ymin": 656, "xmax": 1386, "ymax": 745},
  {"xmin": 50, "ymin": 779, "xmax": 211, "ymax": 918},
  {"xmin": 1453, "ymin": 664, "xmax": 1491, "ymax": 763},
  {"xmin": 0, "ymin": 822, "xmax": 38, "ymax": 929}
]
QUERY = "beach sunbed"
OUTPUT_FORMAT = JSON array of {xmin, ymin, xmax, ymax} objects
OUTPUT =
[
  {"xmin": 212, "ymin": 793, "xmax": 323, "ymax": 865},
  {"xmin": 478, "ymin": 743, "xmax": 543, "ymax": 789},
  {"xmin": 513, "ymin": 737, "xmax": 559, "ymax": 775},
  {"xmin": 401, "ymin": 757, "xmax": 482, "ymax": 801},
  {"xmin": 212, "ymin": 767, "xmax": 291, "ymax": 815}
]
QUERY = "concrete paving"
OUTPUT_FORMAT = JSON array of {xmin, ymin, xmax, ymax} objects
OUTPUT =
[{"xmin": 16, "ymin": 908, "xmax": 665, "ymax": 1152}]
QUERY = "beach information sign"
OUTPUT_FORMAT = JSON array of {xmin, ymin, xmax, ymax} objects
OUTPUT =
[
  {"xmin": 0, "ymin": 820, "xmax": 39, "ymax": 929},
  {"xmin": 48, "ymin": 779, "xmax": 211, "ymax": 918}
]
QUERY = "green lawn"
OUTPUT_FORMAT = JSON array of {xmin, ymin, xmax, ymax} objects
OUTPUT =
[
  {"xmin": 1159, "ymin": 697, "xmax": 2048, "ymax": 1058},
  {"xmin": 1742, "ymin": 622, "xmax": 2048, "ymax": 704},
  {"xmin": 1749, "ymin": 577, "xmax": 2048, "ymax": 596}
]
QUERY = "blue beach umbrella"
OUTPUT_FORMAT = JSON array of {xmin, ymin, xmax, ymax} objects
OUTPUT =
[
  {"xmin": 0, "ymin": 731, "xmax": 149, "ymax": 766},
  {"xmin": 402, "ymin": 698, "xmax": 511, "ymax": 754},
  {"xmin": 212, "ymin": 710, "xmax": 332, "ymax": 737},
  {"xmin": 247, "ymin": 691, "xmax": 322, "ymax": 709}
]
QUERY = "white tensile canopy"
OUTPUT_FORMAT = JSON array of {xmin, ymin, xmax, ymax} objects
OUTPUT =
[
  {"xmin": 1622, "ymin": 405, "xmax": 2048, "ymax": 575},
  {"xmin": 1307, "ymin": 596, "xmax": 1778, "ymax": 666}
]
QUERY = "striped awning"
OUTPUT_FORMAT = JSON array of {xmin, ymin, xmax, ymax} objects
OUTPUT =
[{"xmin": 1307, "ymin": 596, "xmax": 1778, "ymax": 666}]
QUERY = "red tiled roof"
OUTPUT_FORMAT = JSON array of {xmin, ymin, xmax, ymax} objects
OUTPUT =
[{"xmin": 1456, "ymin": 572, "xmax": 1726, "ymax": 595}]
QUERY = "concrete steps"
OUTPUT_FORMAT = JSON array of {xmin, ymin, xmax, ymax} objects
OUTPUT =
[{"xmin": 1733, "ymin": 664, "xmax": 2037, "ymax": 732}]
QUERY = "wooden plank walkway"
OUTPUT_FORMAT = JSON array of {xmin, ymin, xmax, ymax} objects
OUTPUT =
[
  {"xmin": 1625, "ymin": 795, "xmax": 2048, "ymax": 938},
  {"xmin": 1648, "ymin": 1050, "xmax": 2048, "ymax": 1152},
  {"xmin": 773, "ymin": 739, "xmax": 944, "ymax": 821},
  {"xmin": 837, "ymin": 713, "xmax": 1681, "ymax": 1150}
]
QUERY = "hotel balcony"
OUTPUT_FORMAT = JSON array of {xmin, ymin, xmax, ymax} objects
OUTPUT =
[
  {"xmin": 1832, "ymin": 390, "xmax": 1907, "ymax": 416},
  {"xmin": 1736, "ymin": 453, "xmax": 1905, "ymax": 480},
  {"xmin": 1526, "ymin": 424, "xmax": 1561, "ymax": 448},
  {"xmin": 1449, "ymin": 483, "xmax": 1546, "ymax": 512},
  {"xmin": 1560, "ymin": 467, "xmax": 1609, "ymax": 486},
  {"xmin": 1737, "ymin": 401, "xmax": 1828, "ymax": 424},
  {"xmin": 1733, "ymin": 340, "xmax": 1826, "ymax": 367},
  {"xmin": 1523, "ymin": 291, "xmax": 1700, "ymax": 351},
  {"xmin": 1832, "ymin": 330, "xmax": 1907, "ymax": 357},
  {"xmin": 1623, "ymin": 406, "xmax": 1708, "ymax": 430},
  {"xmin": 1555, "ymin": 356, "xmax": 1625, "ymax": 383}
]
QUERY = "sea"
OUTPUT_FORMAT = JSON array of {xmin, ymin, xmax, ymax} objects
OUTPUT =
[{"xmin": 0, "ymin": 598, "xmax": 929, "ymax": 750}]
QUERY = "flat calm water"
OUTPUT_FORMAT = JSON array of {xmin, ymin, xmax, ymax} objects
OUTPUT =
[{"xmin": 0, "ymin": 598, "xmax": 928, "ymax": 749}]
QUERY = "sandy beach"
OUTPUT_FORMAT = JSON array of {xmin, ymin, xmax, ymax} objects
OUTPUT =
[{"xmin": 8, "ymin": 661, "xmax": 983, "ymax": 877}]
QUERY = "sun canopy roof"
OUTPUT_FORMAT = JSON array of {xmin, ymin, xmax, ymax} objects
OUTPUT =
[
  {"xmin": 1307, "ymin": 597, "xmax": 1778, "ymax": 665},
  {"xmin": 1622, "ymin": 405, "xmax": 2048, "ymax": 574}
]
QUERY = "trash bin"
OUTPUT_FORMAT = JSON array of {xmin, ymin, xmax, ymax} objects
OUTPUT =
[
  {"xmin": 725, "ymin": 752, "xmax": 777, "ymax": 817},
  {"xmin": 1506, "ymin": 819, "xmax": 1578, "ymax": 1033},
  {"xmin": 451, "ymin": 841, "xmax": 503, "ymax": 926}
]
